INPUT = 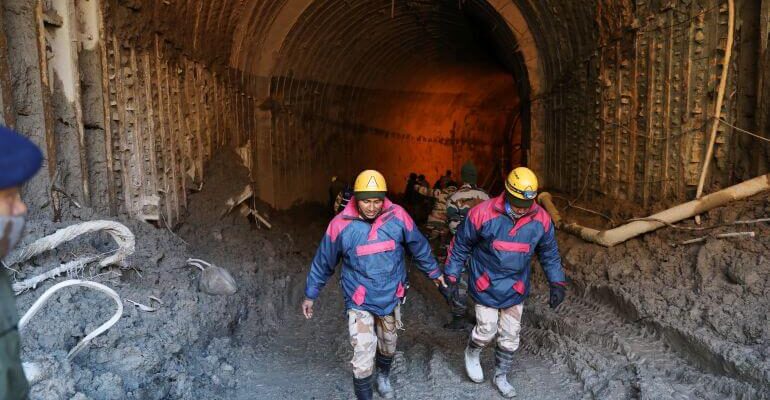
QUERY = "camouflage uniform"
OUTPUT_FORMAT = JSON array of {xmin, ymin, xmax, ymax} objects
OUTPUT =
[
  {"xmin": 444, "ymin": 183, "xmax": 489, "ymax": 321},
  {"xmin": 414, "ymin": 184, "xmax": 456, "ymax": 263},
  {"xmin": 347, "ymin": 308, "xmax": 399, "ymax": 378},
  {"xmin": 471, "ymin": 304, "xmax": 523, "ymax": 351},
  {"xmin": 333, "ymin": 185, "xmax": 353, "ymax": 214},
  {"xmin": 446, "ymin": 183, "xmax": 490, "ymax": 235}
]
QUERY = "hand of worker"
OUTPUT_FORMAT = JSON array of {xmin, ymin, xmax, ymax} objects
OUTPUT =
[
  {"xmin": 548, "ymin": 283, "xmax": 566, "ymax": 309},
  {"xmin": 438, "ymin": 279, "xmax": 458, "ymax": 304},
  {"xmin": 433, "ymin": 274, "xmax": 448, "ymax": 288},
  {"xmin": 302, "ymin": 298, "xmax": 314, "ymax": 319}
]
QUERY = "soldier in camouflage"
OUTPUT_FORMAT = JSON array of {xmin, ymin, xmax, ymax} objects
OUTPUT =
[
  {"xmin": 413, "ymin": 182, "xmax": 457, "ymax": 264},
  {"xmin": 441, "ymin": 162, "xmax": 489, "ymax": 330}
]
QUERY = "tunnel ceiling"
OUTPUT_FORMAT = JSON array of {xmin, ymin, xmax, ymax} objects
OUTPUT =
[
  {"xmin": 130, "ymin": 0, "xmax": 634, "ymax": 95},
  {"xmin": 272, "ymin": 1, "xmax": 519, "ymax": 91}
]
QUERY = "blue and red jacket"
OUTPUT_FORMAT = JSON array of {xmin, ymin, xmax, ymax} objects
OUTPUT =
[
  {"xmin": 444, "ymin": 194, "xmax": 566, "ymax": 309},
  {"xmin": 305, "ymin": 197, "xmax": 442, "ymax": 316}
]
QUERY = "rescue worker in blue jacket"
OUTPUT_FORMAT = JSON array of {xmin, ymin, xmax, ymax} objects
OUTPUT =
[
  {"xmin": 0, "ymin": 126, "xmax": 44, "ymax": 400},
  {"xmin": 302, "ymin": 170, "xmax": 446, "ymax": 400},
  {"xmin": 443, "ymin": 167, "xmax": 567, "ymax": 398}
]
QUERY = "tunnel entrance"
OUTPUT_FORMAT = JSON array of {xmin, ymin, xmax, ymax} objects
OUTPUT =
[{"xmin": 269, "ymin": 0, "xmax": 530, "ymax": 201}]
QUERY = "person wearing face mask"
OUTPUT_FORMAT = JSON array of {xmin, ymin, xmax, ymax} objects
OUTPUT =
[
  {"xmin": 443, "ymin": 167, "xmax": 567, "ymax": 398},
  {"xmin": 302, "ymin": 170, "xmax": 447, "ymax": 400},
  {"xmin": 0, "ymin": 126, "xmax": 43, "ymax": 400}
]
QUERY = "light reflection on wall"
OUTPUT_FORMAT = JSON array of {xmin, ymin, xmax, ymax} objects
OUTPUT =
[{"xmin": 351, "ymin": 64, "xmax": 521, "ymax": 194}]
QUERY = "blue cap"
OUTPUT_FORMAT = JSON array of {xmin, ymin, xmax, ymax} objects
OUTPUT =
[{"xmin": 0, "ymin": 125, "xmax": 43, "ymax": 190}]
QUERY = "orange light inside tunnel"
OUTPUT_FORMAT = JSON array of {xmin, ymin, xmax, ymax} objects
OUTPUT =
[{"xmin": 353, "ymin": 64, "xmax": 521, "ymax": 194}]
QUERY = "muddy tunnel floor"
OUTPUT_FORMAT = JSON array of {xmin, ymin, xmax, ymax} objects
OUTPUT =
[{"xmin": 9, "ymin": 152, "xmax": 770, "ymax": 400}]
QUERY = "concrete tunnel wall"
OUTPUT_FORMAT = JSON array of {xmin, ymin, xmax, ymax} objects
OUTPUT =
[{"xmin": 1, "ymin": 0, "xmax": 770, "ymax": 223}]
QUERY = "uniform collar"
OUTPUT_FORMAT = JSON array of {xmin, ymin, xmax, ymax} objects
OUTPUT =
[
  {"xmin": 493, "ymin": 193, "xmax": 537, "ymax": 218},
  {"xmin": 341, "ymin": 196, "xmax": 394, "ymax": 221}
]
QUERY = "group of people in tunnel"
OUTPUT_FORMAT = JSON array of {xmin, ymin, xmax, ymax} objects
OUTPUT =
[
  {"xmin": 307, "ymin": 164, "xmax": 567, "ymax": 399},
  {"xmin": 0, "ymin": 123, "xmax": 568, "ymax": 400}
]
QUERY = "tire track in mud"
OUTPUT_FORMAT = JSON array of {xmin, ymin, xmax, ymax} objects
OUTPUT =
[{"xmin": 521, "ymin": 288, "xmax": 769, "ymax": 400}]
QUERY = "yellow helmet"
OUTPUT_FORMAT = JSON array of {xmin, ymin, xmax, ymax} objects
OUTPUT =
[
  {"xmin": 354, "ymin": 170, "xmax": 387, "ymax": 199},
  {"xmin": 505, "ymin": 167, "xmax": 538, "ymax": 201}
]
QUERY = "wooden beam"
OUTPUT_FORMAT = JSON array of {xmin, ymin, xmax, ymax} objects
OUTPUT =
[
  {"xmin": 642, "ymin": 35, "xmax": 656, "ymax": 209},
  {"xmin": 154, "ymin": 35, "xmax": 175, "ymax": 226},
  {"xmin": 662, "ymin": 8, "xmax": 675, "ymax": 200},
  {"xmin": 160, "ymin": 46, "xmax": 181, "ymax": 225},
  {"xmin": 142, "ymin": 52, "xmax": 159, "ymax": 200},
  {"xmin": 35, "ymin": 1, "xmax": 57, "ymax": 178},
  {"xmin": 112, "ymin": 35, "xmax": 132, "ymax": 214},
  {"xmin": 60, "ymin": 0, "xmax": 91, "ymax": 206},
  {"xmin": 0, "ymin": 5, "xmax": 16, "ymax": 128},
  {"xmin": 97, "ymin": 2, "xmax": 117, "ymax": 215},
  {"xmin": 35, "ymin": 0, "xmax": 61, "ymax": 219}
]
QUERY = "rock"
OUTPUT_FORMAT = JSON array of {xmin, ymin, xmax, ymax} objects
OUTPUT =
[
  {"xmin": 199, "ymin": 265, "xmax": 238, "ymax": 295},
  {"xmin": 22, "ymin": 361, "xmax": 46, "ymax": 385},
  {"xmin": 93, "ymin": 372, "xmax": 124, "ymax": 400},
  {"xmin": 725, "ymin": 263, "xmax": 760, "ymax": 288}
]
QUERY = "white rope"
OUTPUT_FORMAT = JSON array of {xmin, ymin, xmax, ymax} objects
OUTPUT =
[
  {"xmin": 18, "ymin": 279, "xmax": 123, "ymax": 360},
  {"xmin": 12, "ymin": 256, "xmax": 100, "ymax": 294},
  {"xmin": 5, "ymin": 220, "xmax": 135, "ymax": 268}
]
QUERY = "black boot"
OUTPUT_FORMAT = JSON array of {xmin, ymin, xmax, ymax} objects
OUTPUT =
[
  {"xmin": 493, "ymin": 346, "xmax": 517, "ymax": 397},
  {"xmin": 353, "ymin": 375, "xmax": 373, "ymax": 400},
  {"xmin": 375, "ymin": 353, "xmax": 394, "ymax": 399},
  {"xmin": 443, "ymin": 314, "xmax": 468, "ymax": 331}
]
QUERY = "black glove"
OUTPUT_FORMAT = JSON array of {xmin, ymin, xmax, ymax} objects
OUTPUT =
[
  {"xmin": 548, "ymin": 284, "xmax": 566, "ymax": 309},
  {"xmin": 438, "ymin": 280, "xmax": 459, "ymax": 304}
]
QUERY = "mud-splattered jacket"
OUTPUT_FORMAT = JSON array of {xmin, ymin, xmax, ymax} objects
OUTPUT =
[
  {"xmin": 446, "ymin": 184, "xmax": 489, "ymax": 234},
  {"xmin": 305, "ymin": 197, "xmax": 441, "ymax": 316},
  {"xmin": 444, "ymin": 194, "xmax": 566, "ymax": 309}
]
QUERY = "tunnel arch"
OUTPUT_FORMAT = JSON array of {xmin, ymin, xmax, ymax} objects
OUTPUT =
[{"xmin": 241, "ymin": 0, "xmax": 547, "ymax": 205}]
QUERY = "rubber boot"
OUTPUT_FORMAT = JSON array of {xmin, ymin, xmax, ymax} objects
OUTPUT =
[
  {"xmin": 375, "ymin": 353, "xmax": 395, "ymax": 399},
  {"xmin": 443, "ymin": 314, "xmax": 467, "ymax": 331},
  {"xmin": 493, "ymin": 346, "xmax": 517, "ymax": 398},
  {"xmin": 464, "ymin": 340, "xmax": 484, "ymax": 383},
  {"xmin": 353, "ymin": 375, "xmax": 373, "ymax": 400}
]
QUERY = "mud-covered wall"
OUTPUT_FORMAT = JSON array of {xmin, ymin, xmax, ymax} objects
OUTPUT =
[
  {"xmin": 545, "ymin": 0, "xmax": 768, "ymax": 209},
  {"xmin": 0, "ymin": 0, "xmax": 259, "ymax": 224}
]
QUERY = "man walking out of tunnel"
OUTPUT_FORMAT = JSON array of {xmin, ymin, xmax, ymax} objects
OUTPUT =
[
  {"xmin": 302, "ymin": 170, "xmax": 446, "ymax": 400},
  {"xmin": 443, "ymin": 167, "xmax": 567, "ymax": 398},
  {"xmin": 0, "ymin": 126, "xmax": 43, "ymax": 400},
  {"xmin": 413, "ymin": 179, "xmax": 457, "ymax": 264},
  {"xmin": 442, "ymin": 161, "xmax": 489, "ymax": 330}
]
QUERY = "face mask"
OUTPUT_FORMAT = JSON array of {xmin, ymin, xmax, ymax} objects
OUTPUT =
[
  {"xmin": 504, "ymin": 200, "xmax": 527, "ymax": 220},
  {"xmin": 0, "ymin": 215, "xmax": 26, "ymax": 259}
]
